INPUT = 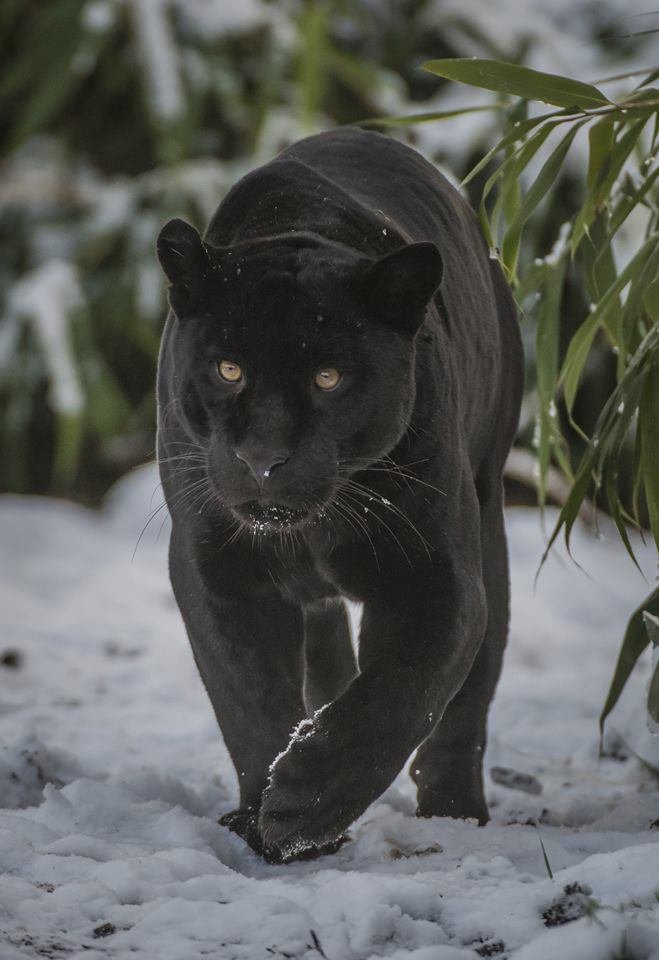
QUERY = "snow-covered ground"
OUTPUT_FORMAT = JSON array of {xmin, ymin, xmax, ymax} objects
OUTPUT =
[{"xmin": 1, "ymin": 466, "xmax": 658, "ymax": 960}]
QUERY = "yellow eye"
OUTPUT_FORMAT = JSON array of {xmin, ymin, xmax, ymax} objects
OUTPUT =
[
  {"xmin": 217, "ymin": 360, "xmax": 243, "ymax": 383},
  {"xmin": 314, "ymin": 368, "xmax": 341, "ymax": 391}
]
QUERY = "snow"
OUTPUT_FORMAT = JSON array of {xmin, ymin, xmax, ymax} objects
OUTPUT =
[
  {"xmin": 82, "ymin": 1, "xmax": 117, "ymax": 34},
  {"xmin": 131, "ymin": 0, "xmax": 185, "ymax": 123},
  {"xmin": 1, "ymin": 466, "xmax": 658, "ymax": 958},
  {"xmin": 533, "ymin": 222, "xmax": 571, "ymax": 268},
  {"xmin": 7, "ymin": 261, "xmax": 84, "ymax": 416},
  {"xmin": 172, "ymin": 0, "xmax": 276, "ymax": 38}
]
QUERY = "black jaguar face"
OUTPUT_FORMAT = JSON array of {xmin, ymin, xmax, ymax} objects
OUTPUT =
[{"xmin": 157, "ymin": 220, "xmax": 442, "ymax": 531}]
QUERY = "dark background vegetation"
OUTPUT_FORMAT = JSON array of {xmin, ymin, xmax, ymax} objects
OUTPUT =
[{"xmin": 0, "ymin": 0, "xmax": 654, "ymax": 506}]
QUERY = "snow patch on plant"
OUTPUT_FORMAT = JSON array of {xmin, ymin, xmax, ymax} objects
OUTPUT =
[{"xmin": 8, "ymin": 260, "xmax": 84, "ymax": 415}]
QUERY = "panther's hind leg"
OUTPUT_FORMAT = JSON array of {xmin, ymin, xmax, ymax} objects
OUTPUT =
[
  {"xmin": 303, "ymin": 598, "xmax": 358, "ymax": 714},
  {"xmin": 410, "ymin": 489, "xmax": 509, "ymax": 824}
]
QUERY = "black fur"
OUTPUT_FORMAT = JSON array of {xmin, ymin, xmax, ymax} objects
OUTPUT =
[{"xmin": 156, "ymin": 128, "xmax": 524, "ymax": 862}]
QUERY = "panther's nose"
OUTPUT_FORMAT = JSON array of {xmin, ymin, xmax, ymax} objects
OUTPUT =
[{"xmin": 235, "ymin": 447, "xmax": 289, "ymax": 483}]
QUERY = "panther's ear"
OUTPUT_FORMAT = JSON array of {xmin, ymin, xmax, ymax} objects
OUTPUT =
[
  {"xmin": 157, "ymin": 218, "xmax": 210, "ymax": 315},
  {"xmin": 356, "ymin": 242, "xmax": 443, "ymax": 334}
]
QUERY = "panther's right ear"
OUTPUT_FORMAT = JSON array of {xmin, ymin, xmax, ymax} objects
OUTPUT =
[
  {"xmin": 353, "ymin": 242, "xmax": 443, "ymax": 335},
  {"xmin": 157, "ymin": 219, "xmax": 210, "ymax": 315}
]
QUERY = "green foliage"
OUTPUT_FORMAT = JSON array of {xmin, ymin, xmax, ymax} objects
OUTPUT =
[
  {"xmin": 0, "ymin": 0, "xmax": 418, "ymax": 498},
  {"xmin": 536, "ymin": 828, "xmax": 554, "ymax": 880},
  {"xmin": 599, "ymin": 588, "xmax": 659, "ymax": 737},
  {"xmin": 418, "ymin": 58, "xmax": 658, "ymax": 545},
  {"xmin": 385, "ymin": 57, "xmax": 658, "ymax": 719},
  {"xmin": 424, "ymin": 58, "xmax": 612, "ymax": 110},
  {"xmin": 644, "ymin": 612, "xmax": 659, "ymax": 725}
]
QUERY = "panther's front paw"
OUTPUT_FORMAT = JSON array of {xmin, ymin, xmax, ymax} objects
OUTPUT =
[
  {"xmin": 261, "ymin": 826, "xmax": 348, "ymax": 864},
  {"xmin": 257, "ymin": 721, "xmax": 353, "ymax": 862},
  {"xmin": 218, "ymin": 807, "xmax": 264, "ymax": 855}
]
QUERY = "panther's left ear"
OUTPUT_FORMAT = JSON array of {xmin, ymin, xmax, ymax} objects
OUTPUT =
[
  {"xmin": 157, "ymin": 218, "xmax": 209, "ymax": 284},
  {"xmin": 355, "ymin": 242, "xmax": 443, "ymax": 334},
  {"xmin": 157, "ymin": 218, "xmax": 210, "ymax": 316}
]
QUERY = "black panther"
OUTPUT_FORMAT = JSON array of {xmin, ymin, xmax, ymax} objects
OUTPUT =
[{"xmin": 156, "ymin": 127, "xmax": 524, "ymax": 862}]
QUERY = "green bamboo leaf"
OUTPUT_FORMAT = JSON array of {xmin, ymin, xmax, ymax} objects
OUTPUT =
[
  {"xmin": 580, "ymin": 212, "xmax": 618, "ymax": 317},
  {"xmin": 550, "ymin": 425, "xmax": 574, "ymax": 481},
  {"xmin": 572, "ymin": 118, "xmax": 649, "ymax": 253},
  {"xmin": 646, "ymin": 613, "xmax": 659, "ymax": 724},
  {"xmin": 621, "ymin": 255, "xmax": 658, "ymax": 355},
  {"xmin": 514, "ymin": 223, "xmax": 571, "ymax": 305},
  {"xmin": 640, "ymin": 69, "xmax": 659, "ymax": 87},
  {"xmin": 423, "ymin": 58, "xmax": 611, "ymax": 110},
  {"xmin": 640, "ymin": 345, "xmax": 659, "ymax": 550},
  {"xmin": 603, "ymin": 469, "xmax": 639, "ymax": 569},
  {"xmin": 593, "ymin": 68, "xmax": 659, "ymax": 85},
  {"xmin": 478, "ymin": 123, "xmax": 555, "ymax": 248},
  {"xmin": 583, "ymin": 215, "xmax": 623, "ymax": 357},
  {"xmin": 515, "ymin": 260, "xmax": 553, "ymax": 306},
  {"xmin": 645, "ymin": 278, "xmax": 659, "ymax": 323},
  {"xmin": 632, "ymin": 419, "xmax": 645, "ymax": 526},
  {"xmin": 621, "ymin": 86, "xmax": 659, "ymax": 107},
  {"xmin": 298, "ymin": 2, "xmax": 329, "ymax": 127},
  {"xmin": 326, "ymin": 48, "xmax": 384, "ymax": 97},
  {"xmin": 542, "ymin": 323, "xmax": 659, "ymax": 569},
  {"xmin": 599, "ymin": 376, "xmax": 647, "ymax": 571},
  {"xmin": 535, "ymin": 261, "xmax": 565, "ymax": 507},
  {"xmin": 361, "ymin": 106, "xmax": 498, "ymax": 127},
  {"xmin": 84, "ymin": 361, "xmax": 132, "ymax": 436},
  {"xmin": 592, "ymin": 118, "xmax": 648, "ymax": 207},
  {"xmin": 561, "ymin": 235, "xmax": 659, "ymax": 414},
  {"xmin": 502, "ymin": 122, "xmax": 584, "ymax": 276},
  {"xmin": 499, "ymin": 100, "xmax": 527, "ymax": 226},
  {"xmin": 52, "ymin": 410, "xmax": 84, "ymax": 488},
  {"xmin": 489, "ymin": 116, "xmax": 551, "ymax": 241},
  {"xmin": 587, "ymin": 117, "xmax": 615, "ymax": 190},
  {"xmin": 600, "ymin": 587, "xmax": 659, "ymax": 736},
  {"xmin": 537, "ymin": 829, "xmax": 554, "ymax": 880},
  {"xmin": 539, "ymin": 444, "xmax": 593, "ymax": 569},
  {"xmin": 609, "ymin": 157, "xmax": 659, "ymax": 236},
  {"xmin": 461, "ymin": 108, "xmax": 572, "ymax": 186},
  {"xmin": 500, "ymin": 160, "xmax": 521, "ymax": 235}
]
